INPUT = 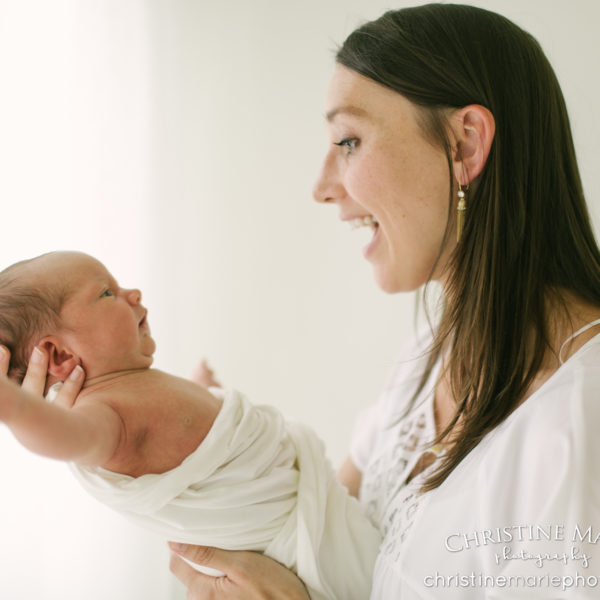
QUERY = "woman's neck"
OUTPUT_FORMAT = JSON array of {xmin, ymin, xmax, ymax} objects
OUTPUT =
[
  {"xmin": 543, "ymin": 289, "xmax": 600, "ymax": 366},
  {"xmin": 433, "ymin": 289, "xmax": 600, "ymax": 441}
]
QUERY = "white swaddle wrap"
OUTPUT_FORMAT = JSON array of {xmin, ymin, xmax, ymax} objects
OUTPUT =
[{"xmin": 70, "ymin": 388, "xmax": 380, "ymax": 600}]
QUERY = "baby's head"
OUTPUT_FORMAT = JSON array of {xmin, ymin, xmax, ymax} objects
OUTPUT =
[
  {"xmin": 0, "ymin": 251, "xmax": 155, "ymax": 383},
  {"xmin": 0, "ymin": 253, "xmax": 68, "ymax": 381}
]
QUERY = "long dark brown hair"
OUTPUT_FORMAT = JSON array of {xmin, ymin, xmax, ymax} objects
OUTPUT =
[{"xmin": 337, "ymin": 4, "xmax": 600, "ymax": 490}]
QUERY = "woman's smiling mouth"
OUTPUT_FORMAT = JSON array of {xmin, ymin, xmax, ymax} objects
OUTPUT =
[{"xmin": 348, "ymin": 215, "xmax": 379, "ymax": 231}]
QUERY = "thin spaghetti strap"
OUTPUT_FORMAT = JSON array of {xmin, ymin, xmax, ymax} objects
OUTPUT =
[{"xmin": 558, "ymin": 317, "xmax": 600, "ymax": 365}]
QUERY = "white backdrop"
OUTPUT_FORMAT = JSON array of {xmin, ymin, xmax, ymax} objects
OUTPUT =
[{"xmin": 0, "ymin": 1, "xmax": 598, "ymax": 598}]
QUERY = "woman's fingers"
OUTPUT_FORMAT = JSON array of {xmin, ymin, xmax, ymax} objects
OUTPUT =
[
  {"xmin": 21, "ymin": 346, "xmax": 49, "ymax": 396},
  {"xmin": 169, "ymin": 546, "xmax": 243, "ymax": 600},
  {"xmin": 168, "ymin": 543, "xmax": 310, "ymax": 600},
  {"xmin": 53, "ymin": 365, "xmax": 85, "ymax": 408},
  {"xmin": 0, "ymin": 346, "xmax": 9, "ymax": 377},
  {"xmin": 169, "ymin": 551, "xmax": 222, "ymax": 597},
  {"xmin": 17, "ymin": 346, "xmax": 83, "ymax": 406},
  {"xmin": 169, "ymin": 551, "xmax": 198, "ymax": 592},
  {"xmin": 169, "ymin": 543, "xmax": 229, "ymax": 581}
]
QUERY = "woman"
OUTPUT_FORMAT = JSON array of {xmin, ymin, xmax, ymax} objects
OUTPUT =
[
  {"xmin": 168, "ymin": 4, "xmax": 600, "ymax": 597},
  {"xmin": 7, "ymin": 3, "xmax": 600, "ymax": 598}
]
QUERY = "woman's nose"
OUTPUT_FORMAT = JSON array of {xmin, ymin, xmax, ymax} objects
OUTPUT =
[{"xmin": 313, "ymin": 152, "xmax": 344, "ymax": 204}]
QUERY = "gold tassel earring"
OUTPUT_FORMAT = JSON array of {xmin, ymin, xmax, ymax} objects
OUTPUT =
[{"xmin": 456, "ymin": 184, "xmax": 467, "ymax": 242}]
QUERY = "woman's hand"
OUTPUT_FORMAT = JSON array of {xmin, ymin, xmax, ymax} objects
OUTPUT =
[
  {"xmin": 0, "ymin": 345, "xmax": 9, "ymax": 378},
  {"xmin": 0, "ymin": 345, "xmax": 85, "ymax": 407},
  {"xmin": 169, "ymin": 543, "xmax": 310, "ymax": 600}
]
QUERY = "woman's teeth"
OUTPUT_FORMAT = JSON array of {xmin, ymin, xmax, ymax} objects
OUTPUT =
[{"xmin": 349, "ymin": 216, "xmax": 379, "ymax": 231}]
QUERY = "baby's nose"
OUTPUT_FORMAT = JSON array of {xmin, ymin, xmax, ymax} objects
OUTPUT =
[{"xmin": 126, "ymin": 288, "xmax": 142, "ymax": 305}]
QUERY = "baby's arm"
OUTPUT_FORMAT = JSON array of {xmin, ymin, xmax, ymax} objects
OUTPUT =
[{"xmin": 1, "ymin": 356, "xmax": 122, "ymax": 467}]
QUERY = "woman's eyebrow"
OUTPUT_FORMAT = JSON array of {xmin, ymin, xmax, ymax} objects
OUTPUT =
[{"xmin": 325, "ymin": 105, "xmax": 369, "ymax": 122}]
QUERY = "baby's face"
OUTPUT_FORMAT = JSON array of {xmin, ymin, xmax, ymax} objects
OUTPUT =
[{"xmin": 38, "ymin": 252, "xmax": 155, "ymax": 379}]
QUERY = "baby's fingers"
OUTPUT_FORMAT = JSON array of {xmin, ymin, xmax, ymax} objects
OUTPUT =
[
  {"xmin": 0, "ymin": 346, "xmax": 9, "ymax": 377},
  {"xmin": 192, "ymin": 359, "xmax": 222, "ymax": 388},
  {"xmin": 21, "ymin": 347, "xmax": 49, "ymax": 396}
]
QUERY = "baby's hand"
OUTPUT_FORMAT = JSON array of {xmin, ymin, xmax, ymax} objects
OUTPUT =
[{"xmin": 191, "ymin": 359, "xmax": 222, "ymax": 388}]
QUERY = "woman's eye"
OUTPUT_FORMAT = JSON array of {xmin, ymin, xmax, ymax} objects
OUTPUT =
[{"xmin": 333, "ymin": 137, "xmax": 360, "ymax": 155}]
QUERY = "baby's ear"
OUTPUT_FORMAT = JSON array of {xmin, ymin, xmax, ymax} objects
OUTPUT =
[{"xmin": 37, "ymin": 337, "xmax": 80, "ymax": 380}]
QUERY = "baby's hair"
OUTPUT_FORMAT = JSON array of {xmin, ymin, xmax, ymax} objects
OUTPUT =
[{"xmin": 0, "ymin": 254, "xmax": 69, "ymax": 382}]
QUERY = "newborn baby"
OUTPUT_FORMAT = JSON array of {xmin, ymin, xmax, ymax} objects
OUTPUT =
[{"xmin": 0, "ymin": 251, "xmax": 380, "ymax": 600}]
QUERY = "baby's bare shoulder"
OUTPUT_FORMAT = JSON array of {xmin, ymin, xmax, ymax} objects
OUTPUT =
[{"xmin": 81, "ymin": 369, "xmax": 222, "ymax": 477}]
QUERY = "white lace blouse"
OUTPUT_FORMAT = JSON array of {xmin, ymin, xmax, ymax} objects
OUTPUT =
[{"xmin": 351, "ymin": 328, "xmax": 600, "ymax": 599}]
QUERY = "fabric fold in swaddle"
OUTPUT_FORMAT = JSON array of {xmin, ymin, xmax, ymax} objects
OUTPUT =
[{"xmin": 70, "ymin": 388, "xmax": 380, "ymax": 600}]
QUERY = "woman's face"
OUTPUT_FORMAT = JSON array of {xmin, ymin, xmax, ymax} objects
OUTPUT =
[{"xmin": 313, "ymin": 65, "xmax": 455, "ymax": 293}]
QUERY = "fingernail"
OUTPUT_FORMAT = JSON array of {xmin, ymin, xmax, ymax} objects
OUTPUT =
[
  {"xmin": 69, "ymin": 365, "xmax": 84, "ymax": 381},
  {"xmin": 31, "ymin": 347, "xmax": 45, "ymax": 364},
  {"xmin": 168, "ymin": 542, "xmax": 187, "ymax": 553}
]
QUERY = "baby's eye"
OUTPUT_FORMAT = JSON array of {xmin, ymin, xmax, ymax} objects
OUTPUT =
[
  {"xmin": 100, "ymin": 289, "xmax": 113, "ymax": 298},
  {"xmin": 333, "ymin": 137, "xmax": 360, "ymax": 155}
]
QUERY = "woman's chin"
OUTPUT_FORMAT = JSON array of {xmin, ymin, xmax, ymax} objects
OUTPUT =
[
  {"xmin": 373, "ymin": 272, "xmax": 404, "ymax": 294},
  {"xmin": 372, "ymin": 266, "xmax": 426, "ymax": 294}
]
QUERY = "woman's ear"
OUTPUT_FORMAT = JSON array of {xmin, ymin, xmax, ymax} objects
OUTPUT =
[
  {"xmin": 450, "ymin": 104, "xmax": 495, "ymax": 185},
  {"xmin": 37, "ymin": 337, "xmax": 80, "ymax": 380}
]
